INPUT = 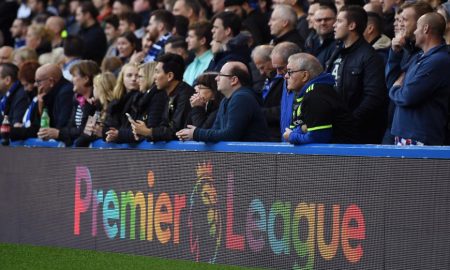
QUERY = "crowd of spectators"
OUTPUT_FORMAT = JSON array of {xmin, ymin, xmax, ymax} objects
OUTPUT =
[{"xmin": 0, "ymin": 0, "xmax": 450, "ymax": 147}]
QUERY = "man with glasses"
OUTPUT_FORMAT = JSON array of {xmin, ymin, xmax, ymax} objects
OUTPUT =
[
  {"xmin": 34, "ymin": 63, "xmax": 73, "ymax": 140},
  {"xmin": 283, "ymin": 53, "xmax": 357, "ymax": 144},
  {"xmin": 176, "ymin": 61, "xmax": 269, "ymax": 142}
]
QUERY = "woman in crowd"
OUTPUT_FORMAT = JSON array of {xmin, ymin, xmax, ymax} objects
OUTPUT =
[
  {"xmin": 25, "ymin": 24, "xmax": 52, "ymax": 56},
  {"xmin": 12, "ymin": 47, "xmax": 38, "ymax": 68},
  {"xmin": 130, "ymin": 62, "xmax": 167, "ymax": 140},
  {"xmin": 74, "ymin": 72, "xmax": 116, "ymax": 147},
  {"xmin": 104, "ymin": 62, "xmax": 141, "ymax": 143},
  {"xmin": 186, "ymin": 73, "xmax": 222, "ymax": 129},
  {"xmin": 10, "ymin": 61, "xmax": 41, "ymax": 141},
  {"xmin": 116, "ymin": 31, "xmax": 141, "ymax": 64},
  {"xmin": 37, "ymin": 60, "xmax": 101, "ymax": 146}
]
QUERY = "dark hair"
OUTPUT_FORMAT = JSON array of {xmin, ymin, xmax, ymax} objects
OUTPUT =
[
  {"xmin": 212, "ymin": 11, "xmax": 241, "ymax": 37},
  {"xmin": 188, "ymin": 21, "xmax": 212, "ymax": 48},
  {"xmin": 319, "ymin": 1, "xmax": 338, "ymax": 15},
  {"xmin": 69, "ymin": 60, "xmax": 101, "ymax": 87},
  {"xmin": 151, "ymin": 9, "xmax": 175, "ymax": 32},
  {"xmin": 195, "ymin": 72, "xmax": 218, "ymax": 93},
  {"xmin": 119, "ymin": 11, "xmax": 142, "ymax": 29},
  {"xmin": 18, "ymin": 61, "xmax": 40, "ymax": 84},
  {"xmin": 118, "ymin": 31, "xmax": 142, "ymax": 52},
  {"xmin": 104, "ymin": 15, "xmax": 120, "ymax": 29},
  {"xmin": 17, "ymin": 18, "xmax": 31, "ymax": 27},
  {"xmin": 183, "ymin": 0, "xmax": 201, "ymax": 17},
  {"xmin": 80, "ymin": 1, "xmax": 99, "ymax": 19},
  {"xmin": 166, "ymin": 35, "xmax": 188, "ymax": 50},
  {"xmin": 63, "ymin": 35, "xmax": 84, "ymax": 57},
  {"xmin": 0, "ymin": 63, "xmax": 19, "ymax": 81},
  {"xmin": 367, "ymin": 12, "xmax": 383, "ymax": 34},
  {"xmin": 156, "ymin": 53, "xmax": 185, "ymax": 81},
  {"xmin": 340, "ymin": 5, "xmax": 367, "ymax": 36},
  {"xmin": 229, "ymin": 64, "xmax": 251, "ymax": 87},
  {"xmin": 174, "ymin": 15, "xmax": 189, "ymax": 37}
]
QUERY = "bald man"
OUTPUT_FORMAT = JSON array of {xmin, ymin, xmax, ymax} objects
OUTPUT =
[
  {"xmin": 35, "ymin": 64, "xmax": 73, "ymax": 139},
  {"xmin": 177, "ymin": 61, "xmax": 269, "ymax": 142},
  {"xmin": 0, "ymin": 46, "xmax": 13, "ymax": 64},
  {"xmin": 390, "ymin": 12, "xmax": 450, "ymax": 145},
  {"xmin": 283, "ymin": 53, "xmax": 357, "ymax": 144},
  {"xmin": 45, "ymin": 16, "xmax": 66, "ymax": 48}
]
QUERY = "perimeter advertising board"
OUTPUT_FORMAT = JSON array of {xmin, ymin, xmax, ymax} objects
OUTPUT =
[{"xmin": 1, "ymin": 147, "xmax": 449, "ymax": 269}]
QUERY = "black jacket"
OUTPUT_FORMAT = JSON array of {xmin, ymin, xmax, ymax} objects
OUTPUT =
[
  {"xmin": 78, "ymin": 23, "xmax": 107, "ymax": 65},
  {"xmin": 271, "ymin": 29, "xmax": 304, "ymax": 50},
  {"xmin": 326, "ymin": 38, "xmax": 388, "ymax": 144},
  {"xmin": 261, "ymin": 76, "xmax": 283, "ymax": 142},
  {"xmin": 151, "ymin": 82, "xmax": 195, "ymax": 141},
  {"xmin": 305, "ymin": 32, "xmax": 337, "ymax": 68},
  {"xmin": 0, "ymin": 81, "xmax": 29, "ymax": 125},
  {"xmin": 187, "ymin": 98, "xmax": 221, "ymax": 129},
  {"xmin": 42, "ymin": 78, "xmax": 74, "ymax": 129},
  {"xmin": 136, "ymin": 86, "xmax": 167, "ymax": 128},
  {"xmin": 104, "ymin": 90, "xmax": 141, "ymax": 143}
]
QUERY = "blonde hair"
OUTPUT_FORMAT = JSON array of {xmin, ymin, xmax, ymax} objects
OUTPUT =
[
  {"xmin": 28, "ymin": 24, "xmax": 53, "ymax": 44},
  {"xmin": 12, "ymin": 47, "xmax": 38, "ymax": 66},
  {"xmin": 113, "ymin": 62, "xmax": 139, "ymax": 100},
  {"xmin": 138, "ymin": 61, "xmax": 157, "ymax": 93},
  {"xmin": 94, "ymin": 72, "xmax": 116, "ymax": 121}
]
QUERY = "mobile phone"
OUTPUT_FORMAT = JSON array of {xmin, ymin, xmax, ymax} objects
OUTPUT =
[{"xmin": 125, "ymin": 113, "xmax": 134, "ymax": 122}]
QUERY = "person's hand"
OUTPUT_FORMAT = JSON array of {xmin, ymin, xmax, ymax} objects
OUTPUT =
[
  {"xmin": 190, "ymin": 93, "xmax": 206, "ymax": 107},
  {"xmin": 176, "ymin": 125, "xmax": 196, "ymax": 141},
  {"xmin": 93, "ymin": 124, "xmax": 103, "ymax": 138},
  {"xmin": 394, "ymin": 72, "xmax": 405, "ymax": 87},
  {"xmin": 131, "ymin": 120, "xmax": 151, "ymax": 138},
  {"xmin": 105, "ymin": 127, "xmax": 119, "ymax": 142},
  {"xmin": 283, "ymin": 128, "xmax": 292, "ymax": 142},
  {"xmin": 391, "ymin": 35, "xmax": 406, "ymax": 53},
  {"xmin": 13, "ymin": 122, "xmax": 23, "ymax": 128},
  {"xmin": 37, "ymin": 128, "xmax": 59, "ymax": 140},
  {"xmin": 130, "ymin": 51, "xmax": 145, "ymax": 64},
  {"xmin": 301, "ymin": 124, "xmax": 308, "ymax": 133}
]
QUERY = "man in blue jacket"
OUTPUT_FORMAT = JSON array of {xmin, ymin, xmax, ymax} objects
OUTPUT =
[
  {"xmin": 390, "ymin": 12, "xmax": 450, "ymax": 145},
  {"xmin": 0, "ymin": 63, "xmax": 28, "ymax": 126},
  {"xmin": 176, "ymin": 61, "xmax": 269, "ymax": 142}
]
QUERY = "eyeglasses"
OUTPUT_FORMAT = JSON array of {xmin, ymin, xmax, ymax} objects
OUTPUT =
[
  {"xmin": 34, "ymin": 78, "xmax": 50, "ymax": 86},
  {"xmin": 286, "ymin": 69, "xmax": 306, "ymax": 77},
  {"xmin": 195, "ymin": 85, "xmax": 211, "ymax": 90}
]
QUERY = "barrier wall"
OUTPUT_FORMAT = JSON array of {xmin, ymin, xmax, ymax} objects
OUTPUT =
[{"xmin": 1, "ymin": 144, "xmax": 450, "ymax": 269}]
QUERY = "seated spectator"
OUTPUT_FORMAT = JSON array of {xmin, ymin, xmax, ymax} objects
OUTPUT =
[
  {"xmin": 104, "ymin": 15, "xmax": 121, "ymax": 58},
  {"xmin": 176, "ymin": 61, "xmax": 269, "ymax": 142},
  {"xmin": 34, "ymin": 63, "xmax": 73, "ymax": 130},
  {"xmin": 10, "ymin": 18, "xmax": 30, "ymax": 49},
  {"xmin": 251, "ymin": 44, "xmax": 283, "ymax": 141},
  {"xmin": 183, "ymin": 21, "xmax": 214, "ymax": 86},
  {"xmin": 132, "ymin": 62, "xmax": 167, "ymax": 139},
  {"xmin": 0, "ymin": 63, "xmax": 29, "ymax": 126},
  {"xmin": 74, "ymin": 72, "xmax": 117, "ymax": 146},
  {"xmin": 37, "ymin": 60, "xmax": 101, "ymax": 146},
  {"xmin": 131, "ymin": 53, "xmax": 194, "ymax": 141},
  {"xmin": 164, "ymin": 35, "xmax": 191, "ymax": 65},
  {"xmin": 283, "ymin": 53, "xmax": 358, "ymax": 144},
  {"xmin": 186, "ymin": 72, "xmax": 223, "ymax": 129},
  {"xmin": 104, "ymin": 62, "xmax": 141, "ymax": 143},
  {"xmin": 0, "ymin": 46, "xmax": 14, "ymax": 64},
  {"xmin": 116, "ymin": 31, "xmax": 141, "ymax": 63},
  {"xmin": 101, "ymin": 56, "xmax": 123, "ymax": 76},
  {"xmin": 144, "ymin": 9, "xmax": 175, "ymax": 62},
  {"xmin": 25, "ymin": 24, "xmax": 52, "ymax": 56},
  {"xmin": 12, "ymin": 47, "xmax": 38, "ymax": 67},
  {"xmin": 10, "ymin": 61, "xmax": 41, "ymax": 140},
  {"xmin": 119, "ymin": 11, "xmax": 145, "ymax": 39}
]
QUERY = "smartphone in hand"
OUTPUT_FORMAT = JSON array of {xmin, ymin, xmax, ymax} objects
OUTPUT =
[{"xmin": 125, "ymin": 113, "xmax": 134, "ymax": 123}]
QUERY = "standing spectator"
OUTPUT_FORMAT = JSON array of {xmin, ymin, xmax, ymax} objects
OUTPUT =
[
  {"xmin": 271, "ymin": 42, "xmax": 301, "ymax": 140},
  {"xmin": 176, "ymin": 61, "xmax": 269, "ymax": 142},
  {"xmin": 131, "ymin": 53, "xmax": 194, "ymax": 141},
  {"xmin": 183, "ymin": 21, "xmax": 214, "ymax": 86},
  {"xmin": 34, "ymin": 63, "xmax": 74, "ymax": 130},
  {"xmin": 304, "ymin": 2, "xmax": 337, "ymax": 67},
  {"xmin": 437, "ymin": 2, "xmax": 450, "ymax": 44},
  {"xmin": 364, "ymin": 12, "xmax": 391, "ymax": 64},
  {"xmin": 251, "ymin": 45, "xmax": 283, "ymax": 141},
  {"xmin": 186, "ymin": 72, "xmax": 223, "ymax": 128},
  {"xmin": 38, "ymin": 60, "xmax": 101, "ymax": 145},
  {"xmin": 327, "ymin": 5, "xmax": 388, "ymax": 144},
  {"xmin": 76, "ymin": 1, "xmax": 108, "ymax": 64},
  {"xmin": 282, "ymin": 53, "xmax": 357, "ymax": 144},
  {"xmin": 269, "ymin": 5, "xmax": 304, "ymax": 49},
  {"xmin": 0, "ymin": 63, "xmax": 28, "ymax": 125},
  {"xmin": 144, "ymin": 9, "xmax": 175, "ymax": 62},
  {"xmin": 390, "ymin": 13, "xmax": 450, "ymax": 145},
  {"xmin": 10, "ymin": 18, "xmax": 30, "ymax": 49}
]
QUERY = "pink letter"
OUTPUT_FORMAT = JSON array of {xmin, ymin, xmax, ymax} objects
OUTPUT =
[{"xmin": 74, "ymin": 166, "xmax": 92, "ymax": 235}]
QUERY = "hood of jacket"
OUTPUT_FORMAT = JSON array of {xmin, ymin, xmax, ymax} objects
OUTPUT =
[{"xmin": 373, "ymin": 34, "xmax": 392, "ymax": 50}]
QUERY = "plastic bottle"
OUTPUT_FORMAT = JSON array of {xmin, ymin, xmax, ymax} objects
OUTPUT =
[
  {"xmin": 40, "ymin": 108, "xmax": 50, "ymax": 128},
  {"xmin": 1, "ymin": 115, "xmax": 11, "ymax": 146}
]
